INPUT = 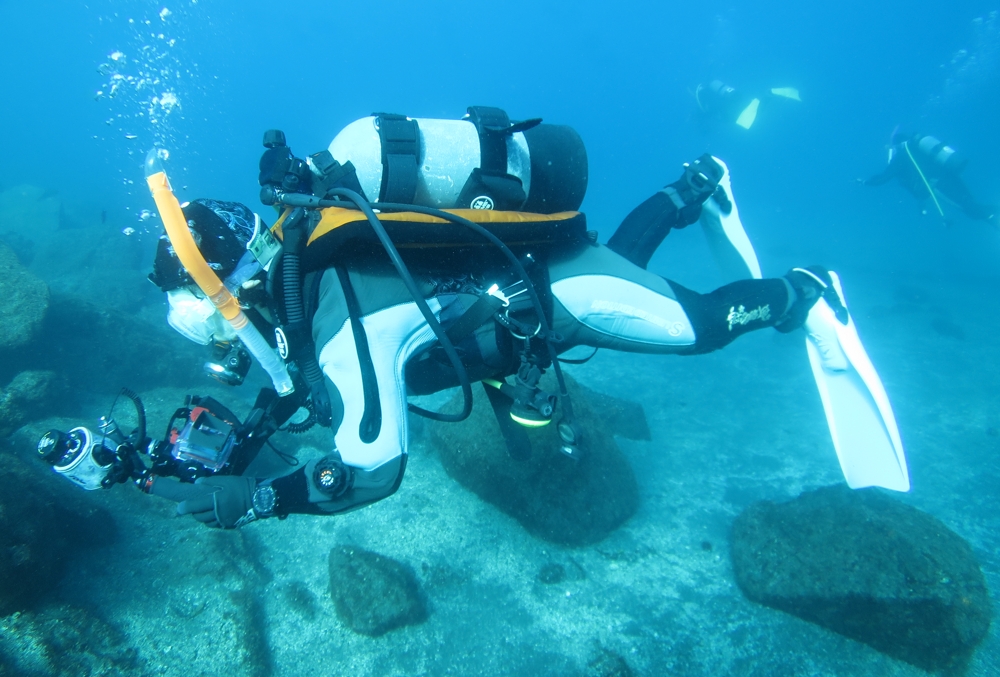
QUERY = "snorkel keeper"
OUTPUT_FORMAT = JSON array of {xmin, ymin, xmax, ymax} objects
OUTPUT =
[{"xmin": 144, "ymin": 148, "xmax": 295, "ymax": 396}]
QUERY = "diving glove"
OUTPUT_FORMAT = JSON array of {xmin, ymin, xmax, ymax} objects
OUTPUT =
[{"xmin": 176, "ymin": 475, "xmax": 275, "ymax": 528}]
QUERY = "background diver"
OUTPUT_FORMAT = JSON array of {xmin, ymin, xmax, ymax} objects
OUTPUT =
[
  {"xmin": 693, "ymin": 79, "xmax": 801, "ymax": 131},
  {"xmin": 862, "ymin": 129, "xmax": 997, "ymax": 225},
  {"xmin": 38, "ymin": 109, "xmax": 910, "ymax": 528}
]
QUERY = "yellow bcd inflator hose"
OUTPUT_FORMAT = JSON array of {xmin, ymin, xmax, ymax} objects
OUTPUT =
[
  {"xmin": 902, "ymin": 141, "xmax": 946, "ymax": 219},
  {"xmin": 144, "ymin": 148, "xmax": 294, "ymax": 395}
]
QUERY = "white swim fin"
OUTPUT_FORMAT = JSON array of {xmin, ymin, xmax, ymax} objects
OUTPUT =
[
  {"xmin": 770, "ymin": 87, "xmax": 802, "ymax": 101},
  {"xmin": 698, "ymin": 157, "xmax": 763, "ymax": 281},
  {"xmin": 804, "ymin": 272, "xmax": 910, "ymax": 492},
  {"xmin": 735, "ymin": 98, "xmax": 760, "ymax": 129}
]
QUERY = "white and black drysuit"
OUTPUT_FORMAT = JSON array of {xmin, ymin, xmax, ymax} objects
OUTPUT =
[{"xmin": 260, "ymin": 155, "xmax": 825, "ymax": 520}]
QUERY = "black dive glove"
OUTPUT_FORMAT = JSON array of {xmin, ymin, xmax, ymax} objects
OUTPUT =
[
  {"xmin": 665, "ymin": 154, "xmax": 726, "ymax": 227},
  {"xmin": 176, "ymin": 476, "xmax": 275, "ymax": 529}
]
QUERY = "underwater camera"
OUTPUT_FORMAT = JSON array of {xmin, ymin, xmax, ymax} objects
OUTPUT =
[
  {"xmin": 36, "ymin": 388, "xmax": 256, "ymax": 491},
  {"xmin": 204, "ymin": 339, "xmax": 252, "ymax": 386}
]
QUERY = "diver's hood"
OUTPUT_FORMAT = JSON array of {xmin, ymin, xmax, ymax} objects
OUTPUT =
[{"xmin": 149, "ymin": 199, "xmax": 258, "ymax": 292}]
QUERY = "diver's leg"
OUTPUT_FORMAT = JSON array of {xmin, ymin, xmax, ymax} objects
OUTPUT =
[
  {"xmin": 606, "ymin": 154, "xmax": 724, "ymax": 268},
  {"xmin": 548, "ymin": 242, "xmax": 814, "ymax": 355},
  {"xmin": 550, "ymin": 245, "xmax": 910, "ymax": 491},
  {"xmin": 937, "ymin": 175, "xmax": 997, "ymax": 222}
]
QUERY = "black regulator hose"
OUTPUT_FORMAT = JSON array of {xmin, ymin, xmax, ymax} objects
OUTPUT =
[
  {"xmin": 322, "ymin": 188, "xmax": 474, "ymax": 423},
  {"xmin": 280, "ymin": 209, "xmax": 333, "ymax": 426},
  {"xmin": 270, "ymin": 189, "xmax": 577, "ymax": 427},
  {"xmin": 374, "ymin": 201, "xmax": 576, "ymax": 426}
]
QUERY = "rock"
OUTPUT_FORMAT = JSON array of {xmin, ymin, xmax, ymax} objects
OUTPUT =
[
  {"xmin": 585, "ymin": 647, "xmax": 634, "ymax": 677},
  {"xmin": 0, "ymin": 604, "xmax": 148, "ymax": 676},
  {"xmin": 328, "ymin": 545, "xmax": 427, "ymax": 636},
  {"xmin": 0, "ymin": 239, "xmax": 49, "ymax": 351},
  {"xmin": 1, "ymin": 292, "xmax": 204, "ymax": 406},
  {"xmin": 537, "ymin": 563, "xmax": 566, "ymax": 585},
  {"xmin": 730, "ymin": 485, "xmax": 992, "ymax": 672},
  {"xmin": 0, "ymin": 453, "xmax": 118, "ymax": 616},
  {"xmin": 0, "ymin": 370, "xmax": 64, "ymax": 439},
  {"xmin": 1, "ymin": 185, "xmax": 153, "ymax": 313},
  {"xmin": 430, "ymin": 375, "xmax": 641, "ymax": 546}
]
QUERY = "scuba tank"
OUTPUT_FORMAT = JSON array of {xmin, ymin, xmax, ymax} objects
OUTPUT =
[
  {"xmin": 912, "ymin": 134, "xmax": 968, "ymax": 174},
  {"xmin": 325, "ymin": 106, "xmax": 588, "ymax": 213}
]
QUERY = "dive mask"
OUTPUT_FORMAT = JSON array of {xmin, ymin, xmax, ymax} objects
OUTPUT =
[{"xmin": 166, "ymin": 287, "xmax": 238, "ymax": 345}]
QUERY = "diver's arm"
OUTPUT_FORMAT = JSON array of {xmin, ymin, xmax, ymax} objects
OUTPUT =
[
  {"xmin": 862, "ymin": 162, "xmax": 897, "ymax": 186},
  {"xmin": 266, "ymin": 452, "xmax": 405, "ymax": 516},
  {"xmin": 278, "ymin": 267, "xmax": 440, "ymax": 518},
  {"xmin": 170, "ymin": 450, "xmax": 405, "ymax": 526}
]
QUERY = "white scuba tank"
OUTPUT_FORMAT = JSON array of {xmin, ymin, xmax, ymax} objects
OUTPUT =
[
  {"xmin": 327, "ymin": 111, "xmax": 588, "ymax": 213},
  {"xmin": 913, "ymin": 135, "xmax": 967, "ymax": 173}
]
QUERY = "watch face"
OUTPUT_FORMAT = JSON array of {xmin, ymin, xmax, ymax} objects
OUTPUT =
[{"xmin": 253, "ymin": 485, "xmax": 277, "ymax": 515}]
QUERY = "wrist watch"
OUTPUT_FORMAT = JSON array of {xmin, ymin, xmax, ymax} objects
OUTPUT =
[{"xmin": 251, "ymin": 483, "xmax": 277, "ymax": 518}]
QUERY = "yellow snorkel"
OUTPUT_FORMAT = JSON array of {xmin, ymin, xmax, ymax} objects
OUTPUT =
[{"xmin": 144, "ymin": 148, "xmax": 294, "ymax": 395}]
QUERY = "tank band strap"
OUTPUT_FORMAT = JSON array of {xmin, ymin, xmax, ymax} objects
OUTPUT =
[
  {"xmin": 372, "ymin": 113, "xmax": 419, "ymax": 204},
  {"xmin": 467, "ymin": 106, "xmax": 512, "ymax": 175}
]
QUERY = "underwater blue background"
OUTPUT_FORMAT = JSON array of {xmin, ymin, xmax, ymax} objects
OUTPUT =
[
  {"xmin": 2, "ymin": 1, "xmax": 1000, "ymax": 675},
  {"xmin": 3, "ymin": 0, "xmax": 999, "ymax": 280}
]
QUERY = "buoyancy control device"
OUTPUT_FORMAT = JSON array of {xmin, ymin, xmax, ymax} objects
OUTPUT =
[{"xmin": 259, "ymin": 106, "xmax": 590, "ymax": 459}]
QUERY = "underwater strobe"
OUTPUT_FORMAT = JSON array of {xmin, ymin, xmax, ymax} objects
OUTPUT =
[{"xmin": 37, "ymin": 426, "xmax": 119, "ymax": 490}]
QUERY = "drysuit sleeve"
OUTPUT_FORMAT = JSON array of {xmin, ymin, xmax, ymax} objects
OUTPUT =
[
  {"xmin": 273, "ymin": 267, "xmax": 438, "ymax": 517},
  {"xmin": 268, "ymin": 452, "xmax": 406, "ymax": 516},
  {"xmin": 862, "ymin": 162, "xmax": 897, "ymax": 186}
]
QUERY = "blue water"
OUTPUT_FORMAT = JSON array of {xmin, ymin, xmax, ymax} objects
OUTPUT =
[{"xmin": 1, "ymin": 0, "xmax": 999, "ymax": 675}]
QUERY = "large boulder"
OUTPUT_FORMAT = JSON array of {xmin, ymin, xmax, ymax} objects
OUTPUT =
[
  {"xmin": 0, "ymin": 185, "xmax": 155, "ymax": 314},
  {"xmin": 0, "ymin": 292, "xmax": 204, "ymax": 411},
  {"xmin": 730, "ymin": 485, "xmax": 992, "ymax": 672},
  {"xmin": 0, "ymin": 370, "xmax": 64, "ymax": 439},
  {"xmin": 0, "ymin": 604, "xmax": 149, "ymax": 676},
  {"xmin": 430, "ymin": 375, "xmax": 644, "ymax": 546},
  {"xmin": 0, "ymin": 452, "xmax": 118, "ymax": 616},
  {"xmin": 0, "ymin": 238, "xmax": 49, "ymax": 350},
  {"xmin": 328, "ymin": 545, "xmax": 427, "ymax": 636}
]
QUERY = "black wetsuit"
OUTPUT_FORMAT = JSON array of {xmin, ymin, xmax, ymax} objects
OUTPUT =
[{"xmin": 864, "ymin": 138, "xmax": 996, "ymax": 223}]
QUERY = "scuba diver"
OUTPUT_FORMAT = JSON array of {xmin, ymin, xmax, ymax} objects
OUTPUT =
[
  {"xmin": 862, "ymin": 130, "xmax": 997, "ymax": 225},
  {"xmin": 694, "ymin": 79, "xmax": 801, "ymax": 131},
  {"xmin": 37, "ymin": 108, "xmax": 910, "ymax": 528}
]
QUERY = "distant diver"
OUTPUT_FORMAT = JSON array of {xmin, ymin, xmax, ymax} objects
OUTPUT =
[
  {"xmin": 37, "ymin": 107, "xmax": 911, "ymax": 530},
  {"xmin": 694, "ymin": 79, "xmax": 802, "ymax": 130},
  {"xmin": 862, "ymin": 129, "xmax": 997, "ymax": 225}
]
